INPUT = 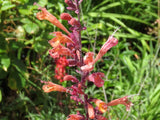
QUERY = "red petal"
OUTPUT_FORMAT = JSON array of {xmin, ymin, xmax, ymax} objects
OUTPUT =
[
  {"xmin": 67, "ymin": 114, "xmax": 83, "ymax": 120},
  {"xmin": 83, "ymin": 52, "xmax": 94, "ymax": 65},
  {"xmin": 94, "ymin": 36, "xmax": 118, "ymax": 63},
  {"xmin": 107, "ymin": 96, "xmax": 133, "ymax": 111},
  {"xmin": 87, "ymin": 103, "xmax": 95, "ymax": 119},
  {"xmin": 81, "ymin": 63, "xmax": 94, "ymax": 72},
  {"xmin": 88, "ymin": 72, "xmax": 105, "ymax": 87},
  {"xmin": 63, "ymin": 75, "xmax": 79, "ymax": 82}
]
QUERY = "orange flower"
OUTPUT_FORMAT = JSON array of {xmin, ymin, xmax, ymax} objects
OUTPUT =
[
  {"xmin": 107, "ymin": 96, "xmax": 133, "ymax": 111},
  {"xmin": 42, "ymin": 81, "xmax": 67, "ymax": 93},
  {"xmin": 67, "ymin": 114, "xmax": 83, "ymax": 120},
  {"xmin": 93, "ymin": 99, "xmax": 107, "ymax": 113},
  {"xmin": 49, "ymin": 45, "xmax": 72, "ymax": 58},
  {"xmin": 34, "ymin": 3, "xmax": 70, "ymax": 35},
  {"xmin": 87, "ymin": 103, "xmax": 95, "ymax": 119},
  {"xmin": 49, "ymin": 32, "xmax": 74, "ymax": 48}
]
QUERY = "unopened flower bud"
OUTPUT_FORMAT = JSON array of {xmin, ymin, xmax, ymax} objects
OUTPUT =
[
  {"xmin": 69, "ymin": 18, "xmax": 80, "ymax": 26},
  {"xmin": 60, "ymin": 13, "xmax": 72, "ymax": 21}
]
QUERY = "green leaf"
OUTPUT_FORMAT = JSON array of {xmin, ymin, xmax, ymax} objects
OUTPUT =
[
  {"xmin": 0, "ymin": 68, "xmax": 7, "ymax": 79},
  {"xmin": 20, "ymin": 18, "xmax": 33, "ymax": 24},
  {"xmin": 99, "ymin": 2, "xmax": 121, "ymax": 11},
  {"xmin": 12, "ymin": 0, "xmax": 29, "ymax": 4},
  {"xmin": 19, "ymin": 9, "xmax": 31, "ymax": 15},
  {"xmin": 1, "ymin": 55, "xmax": 10, "ymax": 71},
  {"xmin": 23, "ymin": 22, "xmax": 39, "ymax": 34},
  {"xmin": 57, "ymin": 2, "xmax": 64, "ymax": 13},
  {"xmin": 122, "ymin": 56, "xmax": 136, "ymax": 73},
  {"xmin": 1, "ymin": 1, "xmax": 16, "ymax": 11},
  {"xmin": 8, "ymin": 67, "xmax": 27, "ymax": 90},
  {"xmin": 12, "ymin": 59, "xmax": 28, "ymax": 76},
  {"xmin": 88, "ymin": 12, "xmax": 150, "ymax": 26},
  {"xmin": 33, "ymin": 39, "xmax": 48, "ymax": 53},
  {"xmin": 38, "ymin": 0, "xmax": 48, "ymax": 7},
  {"xmin": 0, "ymin": 34, "xmax": 7, "ymax": 53}
]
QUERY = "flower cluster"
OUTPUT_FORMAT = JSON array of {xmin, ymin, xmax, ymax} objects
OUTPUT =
[
  {"xmin": 34, "ymin": 0, "xmax": 133, "ymax": 119},
  {"xmin": 54, "ymin": 56, "xmax": 68, "ymax": 82}
]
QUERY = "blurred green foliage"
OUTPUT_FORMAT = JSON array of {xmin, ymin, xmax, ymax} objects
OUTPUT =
[{"xmin": 0, "ymin": 0, "xmax": 159, "ymax": 120}]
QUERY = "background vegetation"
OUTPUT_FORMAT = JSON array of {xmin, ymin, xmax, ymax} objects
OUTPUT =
[{"xmin": 0, "ymin": 0, "xmax": 159, "ymax": 119}]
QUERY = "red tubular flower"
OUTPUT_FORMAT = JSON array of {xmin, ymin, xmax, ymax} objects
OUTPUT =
[
  {"xmin": 49, "ymin": 45, "xmax": 72, "ymax": 58},
  {"xmin": 42, "ymin": 81, "xmax": 67, "ymax": 93},
  {"xmin": 49, "ymin": 32, "xmax": 74, "ymax": 48},
  {"xmin": 81, "ymin": 36, "xmax": 118, "ymax": 72},
  {"xmin": 60, "ymin": 13, "xmax": 72, "ymax": 21},
  {"xmin": 34, "ymin": 3, "xmax": 70, "ymax": 35},
  {"xmin": 88, "ymin": 72, "xmax": 105, "ymax": 87},
  {"xmin": 93, "ymin": 36, "xmax": 118, "ymax": 64},
  {"xmin": 87, "ymin": 103, "xmax": 95, "ymax": 119},
  {"xmin": 92, "ymin": 99, "xmax": 108, "ymax": 113},
  {"xmin": 67, "ymin": 114, "xmax": 84, "ymax": 120},
  {"xmin": 63, "ymin": 75, "xmax": 79, "ymax": 83},
  {"xmin": 54, "ymin": 56, "xmax": 68, "ymax": 82},
  {"xmin": 107, "ymin": 96, "xmax": 133, "ymax": 111}
]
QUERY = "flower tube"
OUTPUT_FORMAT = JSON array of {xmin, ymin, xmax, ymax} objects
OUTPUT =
[{"xmin": 34, "ymin": 3, "xmax": 70, "ymax": 35}]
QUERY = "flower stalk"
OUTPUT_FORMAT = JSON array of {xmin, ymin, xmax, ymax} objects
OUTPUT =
[{"xmin": 34, "ymin": 1, "xmax": 133, "ymax": 120}]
